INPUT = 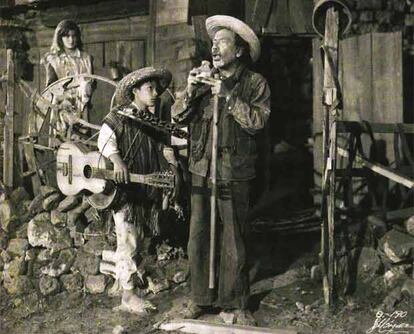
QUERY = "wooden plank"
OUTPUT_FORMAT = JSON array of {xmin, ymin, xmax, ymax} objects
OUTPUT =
[
  {"xmin": 39, "ymin": 0, "xmax": 149, "ymax": 27},
  {"xmin": 4, "ymin": 49, "xmax": 15, "ymax": 188},
  {"xmin": 146, "ymin": 0, "xmax": 156, "ymax": 66},
  {"xmin": 266, "ymin": 0, "xmax": 292, "ymax": 35},
  {"xmin": 22, "ymin": 140, "xmax": 42, "ymax": 193},
  {"xmin": 337, "ymin": 147, "xmax": 414, "ymax": 189},
  {"xmin": 160, "ymin": 319, "xmax": 298, "ymax": 334},
  {"xmin": 372, "ymin": 32, "xmax": 403, "ymax": 163},
  {"xmin": 337, "ymin": 121, "xmax": 414, "ymax": 134},
  {"xmin": 156, "ymin": 23, "xmax": 194, "ymax": 42},
  {"xmin": 130, "ymin": 40, "xmax": 146, "ymax": 70},
  {"xmin": 156, "ymin": 0, "xmax": 188, "ymax": 27},
  {"xmin": 33, "ymin": 16, "xmax": 148, "ymax": 47},
  {"xmin": 312, "ymin": 38, "xmax": 324, "ymax": 197},
  {"xmin": 245, "ymin": 0, "xmax": 272, "ymax": 32},
  {"xmin": 340, "ymin": 34, "xmax": 373, "ymax": 123}
]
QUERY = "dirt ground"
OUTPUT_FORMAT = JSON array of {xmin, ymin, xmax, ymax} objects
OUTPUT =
[{"xmin": 1, "ymin": 231, "xmax": 412, "ymax": 334}]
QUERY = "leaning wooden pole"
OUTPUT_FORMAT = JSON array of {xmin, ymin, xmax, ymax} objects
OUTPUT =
[
  {"xmin": 4, "ymin": 49, "xmax": 15, "ymax": 189},
  {"xmin": 209, "ymin": 75, "xmax": 220, "ymax": 289},
  {"xmin": 321, "ymin": 8, "xmax": 339, "ymax": 307}
]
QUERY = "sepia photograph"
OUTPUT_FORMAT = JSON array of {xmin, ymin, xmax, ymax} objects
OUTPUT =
[{"xmin": 0, "ymin": 0, "xmax": 413, "ymax": 333}]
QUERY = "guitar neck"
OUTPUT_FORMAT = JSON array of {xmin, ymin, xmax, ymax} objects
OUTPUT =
[{"xmin": 90, "ymin": 167, "xmax": 174, "ymax": 188}]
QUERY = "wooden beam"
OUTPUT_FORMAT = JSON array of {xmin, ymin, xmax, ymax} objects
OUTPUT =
[
  {"xmin": 39, "ymin": 0, "xmax": 149, "ymax": 27},
  {"xmin": 159, "ymin": 319, "xmax": 298, "ymax": 334},
  {"xmin": 3, "ymin": 49, "xmax": 15, "ymax": 189},
  {"xmin": 337, "ymin": 121, "xmax": 414, "ymax": 134},
  {"xmin": 337, "ymin": 146, "xmax": 414, "ymax": 189},
  {"xmin": 146, "ymin": 0, "xmax": 156, "ymax": 66}
]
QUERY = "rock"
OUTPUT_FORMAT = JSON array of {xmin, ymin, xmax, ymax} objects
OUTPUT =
[
  {"xmin": 112, "ymin": 325, "xmax": 127, "ymax": 334},
  {"xmin": 4, "ymin": 256, "xmax": 26, "ymax": 277},
  {"xmin": 43, "ymin": 192, "xmax": 63, "ymax": 211},
  {"xmin": 41, "ymin": 249, "xmax": 75, "ymax": 277},
  {"xmin": 28, "ymin": 193, "xmax": 44, "ymax": 216},
  {"xmin": 401, "ymin": 278, "xmax": 414, "ymax": 297},
  {"xmin": 73, "ymin": 251, "xmax": 100, "ymax": 276},
  {"xmin": 173, "ymin": 271, "xmax": 186, "ymax": 284},
  {"xmin": 10, "ymin": 187, "xmax": 31, "ymax": 205},
  {"xmin": 67, "ymin": 199, "xmax": 90, "ymax": 226},
  {"xmin": 382, "ymin": 287, "xmax": 403, "ymax": 312},
  {"xmin": 37, "ymin": 249, "xmax": 55, "ymax": 264},
  {"xmin": 157, "ymin": 243, "xmax": 174, "ymax": 261},
  {"xmin": 380, "ymin": 229, "xmax": 414, "ymax": 263},
  {"xmin": 0, "ymin": 256, "xmax": 3, "ymax": 271},
  {"xmin": 84, "ymin": 220, "xmax": 106, "ymax": 239},
  {"xmin": 1, "ymin": 249, "xmax": 12, "ymax": 263},
  {"xmin": 61, "ymin": 272, "xmax": 83, "ymax": 292},
  {"xmin": 357, "ymin": 247, "xmax": 382, "ymax": 277},
  {"xmin": 85, "ymin": 274, "xmax": 107, "ymax": 294},
  {"xmin": 0, "ymin": 229, "xmax": 9, "ymax": 249},
  {"xmin": 147, "ymin": 277, "xmax": 170, "ymax": 294},
  {"xmin": 296, "ymin": 301, "xmax": 305, "ymax": 312},
  {"xmin": 25, "ymin": 249, "xmax": 37, "ymax": 277},
  {"xmin": 404, "ymin": 215, "xmax": 414, "ymax": 236},
  {"xmin": 219, "ymin": 311, "xmax": 236, "ymax": 324},
  {"xmin": 50, "ymin": 210, "xmax": 67, "ymax": 227},
  {"xmin": 384, "ymin": 265, "xmax": 409, "ymax": 288},
  {"xmin": 28, "ymin": 213, "xmax": 72, "ymax": 251},
  {"xmin": 39, "ymin": 275, "xmax": 60, "ymax": 296},
  {"xmin": 310, "ymin": 265, "xmax": 322, "ymax": 281},
  {"xmin": 0, "ymin": 199, "xmax": 19, "ymax": 232},
  {"xmin": 7, "ymin": 238, "xmax": 29, "ymax": 257},
  {"xmin": 84, "ymin": 207, "xmax": 101, "ymax": 224},
  {"xmin": 40, "ymin": 185, "xmax": 58, "ymax": 198},
  {"xmin": 3, "ymin": 275, "xmax": 33, "ymax": 295},
  {"xmin": 82, "ymin": 236, "xmax": 110, "ymax": 256},
  {"xmin": 15, "ymin": 223, "xmax": 29, "ymax": 239},
  {"xmin": 367, "ymin": 215, "xmax": 387, "ymax": 238},
  {"xmin": 57, "ymin": 195, "xmax": 81, "ymax": 212}
]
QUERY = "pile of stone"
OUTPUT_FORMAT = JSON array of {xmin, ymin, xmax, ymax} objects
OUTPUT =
[
  {"xmin": 349, "ymin": 213, "xmax": 414, "ymax": 309},
  {"xmin": 0, "ymin": 186, "xmax": 112, "ymax": 297}
]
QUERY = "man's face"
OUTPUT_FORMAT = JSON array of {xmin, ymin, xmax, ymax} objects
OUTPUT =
[
  {"xmin": 62, "ymin": 30, "xmax": 78, "ymax": 50},
  {"xmin": 211, "ymin": 29, "xmax": 239, "ymax": 69},
  {"xmin": 133, "ymin": 80, "xmax": 159, "ymax": 108}
]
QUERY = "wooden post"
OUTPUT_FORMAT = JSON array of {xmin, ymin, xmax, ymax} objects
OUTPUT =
[
  {"xmin": 4, "ymin": 49, "xmax": 15, "ymax": 189},
  {"xmin": 321, "ymin": 7, "xmax": 339, "ymax": 307},
  {"xmin": 146, "ymin": 0, "xmax": 156, "ymax": 66}
]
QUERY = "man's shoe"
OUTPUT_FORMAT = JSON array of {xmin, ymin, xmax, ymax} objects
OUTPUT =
[
  {"xmin": 182, "ymin": 301, "xmax": 204, "ymax": 319},
  {"xmin": 234, "ymin": 310, "xmax": 257, "ymax": 326}
]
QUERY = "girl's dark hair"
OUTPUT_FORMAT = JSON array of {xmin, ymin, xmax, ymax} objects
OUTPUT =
[
  {"xmin": 234, "ymin": 34, "xmax": 252, "ymax": 66},
  {"xmin": 51, "ymin": 20, "xmax": 83, "ymax": 54}
]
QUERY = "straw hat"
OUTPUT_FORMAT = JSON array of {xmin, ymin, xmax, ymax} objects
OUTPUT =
[
  {"xmin": 205, "ymin": 15, "xmax": 261, "ymax": 63},
  {"xmin": 115, "ymin": 67, "xmax": 172, "ymax": 105}
]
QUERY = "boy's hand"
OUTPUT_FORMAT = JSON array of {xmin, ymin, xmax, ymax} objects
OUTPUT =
[{"xmin": 109, "ymin": 153, "xmax": 129, "ymax": 184}]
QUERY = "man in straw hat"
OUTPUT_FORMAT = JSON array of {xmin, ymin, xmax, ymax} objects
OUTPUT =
[
  {"xmin": 173, "ymin": 15, "xmax": 271, "ymax": 325},
  {"xmin": 97, "ymin": 67, "xmax": 179, "ymax": 314}
]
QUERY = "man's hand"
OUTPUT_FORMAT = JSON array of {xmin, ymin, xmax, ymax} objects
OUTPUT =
[
  {"xmin": 109, "ymin": 153, "xmax": 129, "ymax": 184},
  {"xmin": 186, "ymin": 68, "xmax": 200, "ymax": 97},
  {"xmin": 211, "ymin": 79, "xmax": 230, "ymax": 98}
]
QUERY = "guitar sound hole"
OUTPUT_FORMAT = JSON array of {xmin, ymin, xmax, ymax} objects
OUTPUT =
[{"xmin": 84, "ymin": 165, "xmax": 92, "ymax": 178}]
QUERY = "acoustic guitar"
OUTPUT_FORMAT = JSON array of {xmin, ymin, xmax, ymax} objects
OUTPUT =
[{"xmin": 56, "ymin": 141, "xmax": 175, "ymax": 209}]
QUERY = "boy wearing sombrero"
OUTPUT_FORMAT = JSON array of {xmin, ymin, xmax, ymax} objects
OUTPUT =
[
  {"xmin": 97, "ymin": 67, "xmax": 177, "ymax": 314},
  {"xmin": 173, "ymin": 16, "xmax": 271, "ymax": 325}
]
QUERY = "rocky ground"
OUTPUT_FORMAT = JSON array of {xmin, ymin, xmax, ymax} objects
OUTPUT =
[{"xmin": 0, "ymin": 186, "xmax": 413, "ymax": 334}]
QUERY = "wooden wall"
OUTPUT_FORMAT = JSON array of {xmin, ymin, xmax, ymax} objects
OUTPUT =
[
  {"xmin": 154, "ymin": 0, "xmax": 195, "ymax": 92},
  {"xmin": 312, "ymin": 32, "xmax": 403, "ymax": 197}
]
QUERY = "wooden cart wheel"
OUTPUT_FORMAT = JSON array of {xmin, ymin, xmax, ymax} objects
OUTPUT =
[{"xmin": 22, "ymin": 73, "xmax": 117, "ymax": 189}]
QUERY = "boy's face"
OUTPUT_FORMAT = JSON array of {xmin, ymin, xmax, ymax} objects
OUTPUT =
[
  {"xmin": 132, "ymin": 80, "xmax": 159, "ymax": 108},
  {"xmin": 62, "ymin": 30, "xmax": 78, "ymax": 50}
]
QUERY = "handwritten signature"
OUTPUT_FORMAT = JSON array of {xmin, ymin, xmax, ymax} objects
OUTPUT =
[{"xmin": 366, "ymin": 311, "xmax": 414, "ymax": 334}]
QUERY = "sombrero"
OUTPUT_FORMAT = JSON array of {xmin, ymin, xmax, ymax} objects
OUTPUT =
[
  {"xmin": 115, "ymin": 67, "xmax": 172, "ymax": 105},
  {"xmin": 205, "ymin": 15, "xmax": 261, "ymax": 63}
]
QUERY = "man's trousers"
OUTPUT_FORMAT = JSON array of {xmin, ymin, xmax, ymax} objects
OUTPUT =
[{"xmin": 188, "ymin": 174, "xmax": 251, "ymax": 310}]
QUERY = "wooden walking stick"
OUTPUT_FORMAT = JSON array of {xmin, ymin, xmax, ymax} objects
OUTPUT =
[{"xmin": 209, "ymin": 73, "xmax": 220, "ymax": 289}]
